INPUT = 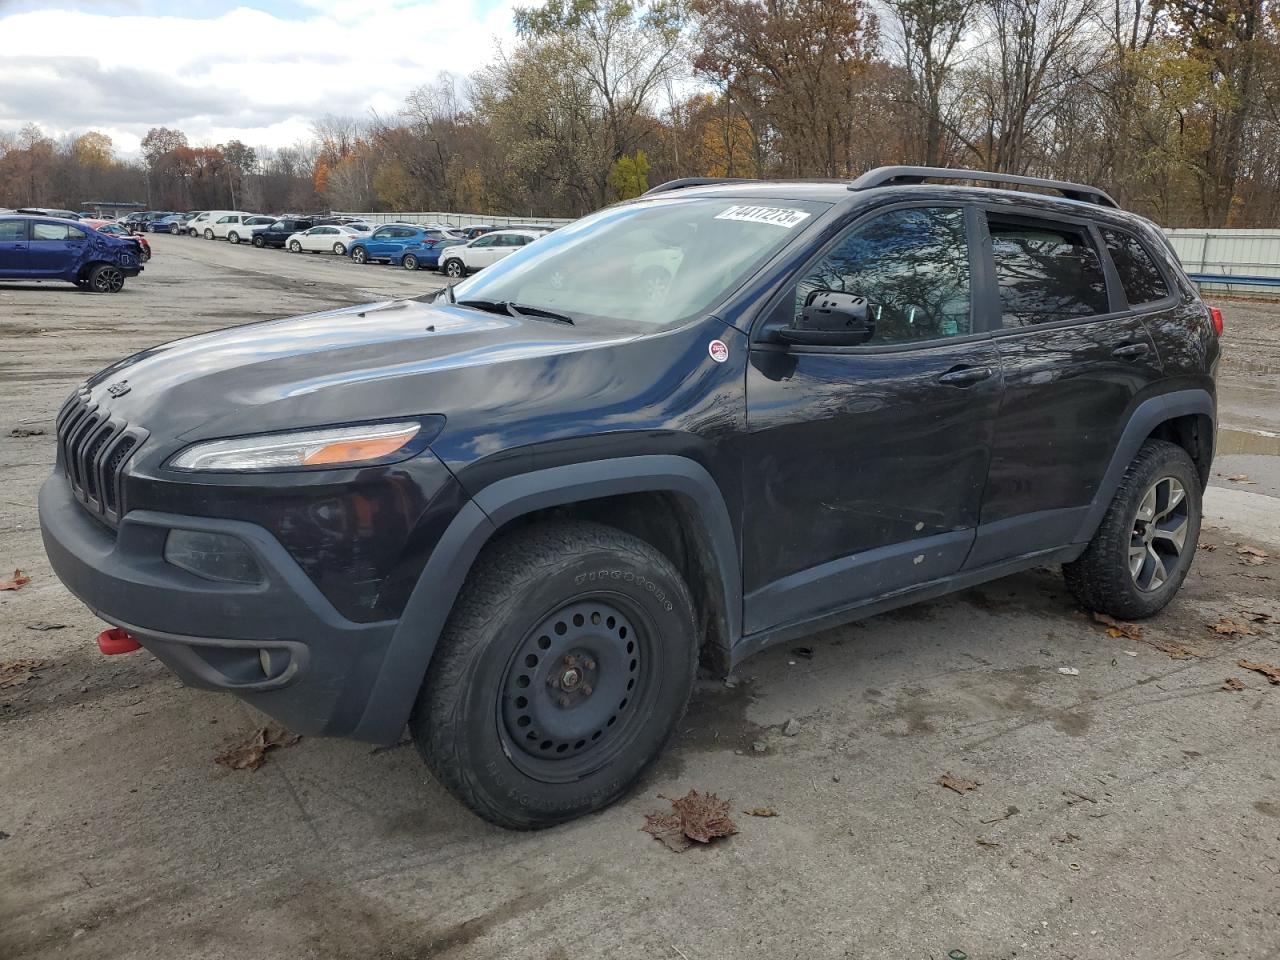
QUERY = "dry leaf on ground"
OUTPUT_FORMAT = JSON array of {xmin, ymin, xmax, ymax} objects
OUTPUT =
[
  {"xmin": 1198, "ymin": 541, "xmax": 1217, "ymax": 551},
  {"xmin": 643, "ymin": 790, "xmax": 738, "ymax": 852},
  {"xmin": 1237, "ymin": 545, "xmax": 1270, "ymax": 566},
  {"xmin": 0, "ymin": 658, "xmax": 51, "ymax": 689},
  {"xmin": 744, "ymin": 807, "xmax": 778, "ymax": 818},
  {"xmin": 1142, "ymin": 637, "xmax": 1198, "ymax": 660},
  {"xmin": 1238, "ymin": 660, "xmax": 1280, "ymax": 685},
  {"xmin": 1093, "ymin": 612, "xmax": 1143, "ymax": 641},
  {"xmin": 1222, "ymin": 677, "xmax": 1246, "ymax": 692},
  {"xmin": 1226, "ymin": 474, "xmax": 1256, "ymax": 484},
  {"xmin": 0, "ymin": 569, "xmax": 31, "ymax": 591},
  {"xmin": 1243, "ymin": 611, "xmax": 1280, "ymax": 625},
  {"xmin": 937, "ymin": 773, "xmax": 979, "ymax": 794},
  {"xmin": 1210, "ymin": 617, "xmax": 1257, "ymax": 637},
  {"xmin": 214, "ymin": 725, "xmax": 301, "ymax": 771},
  {"xmin": 9, "ymin": 426, "xmax": 44, "ymax": 438}
]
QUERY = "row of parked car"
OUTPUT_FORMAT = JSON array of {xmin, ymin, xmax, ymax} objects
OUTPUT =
[{"xmin": 141, "ymin": 209, "xmax": 558, "ymax": 276}]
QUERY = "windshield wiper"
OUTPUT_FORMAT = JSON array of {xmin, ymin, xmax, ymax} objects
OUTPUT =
[{"xmin": 456, "ymin": 299, "xmax": 575, "ymax": 325}]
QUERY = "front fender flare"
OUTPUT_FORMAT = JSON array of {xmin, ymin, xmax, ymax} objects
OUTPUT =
[{"xmin": 350, "ymin": 455, "xmax": 741, "ymax": 744}]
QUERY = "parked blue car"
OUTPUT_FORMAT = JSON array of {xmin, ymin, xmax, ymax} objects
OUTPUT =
[
  {"xmin": 348, "ymin": 224, "xmax": 464, "ymax": 270},
  {"xmin": 0, "ymin": 215, "xmax": 144, "ymax": 292}
]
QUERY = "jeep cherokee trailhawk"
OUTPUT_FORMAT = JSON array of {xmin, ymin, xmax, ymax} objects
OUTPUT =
[{"xmin": 40, "ymin": 167, "xmax": 1220, "ymax": 827}]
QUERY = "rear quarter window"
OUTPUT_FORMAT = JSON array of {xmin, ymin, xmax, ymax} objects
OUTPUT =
[{"xmin": 1101, "ymin": 228, "xmax": 1170, "ymax": 306}]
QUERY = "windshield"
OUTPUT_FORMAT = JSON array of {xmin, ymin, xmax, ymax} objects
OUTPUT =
[{"xmin": 451, "ymin": 196, "xmax": 829, "ymax": 327}]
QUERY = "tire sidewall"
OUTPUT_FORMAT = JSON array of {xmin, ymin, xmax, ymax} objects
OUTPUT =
[{"xmin": 428, "ymin": 539, "xmax": 696, "ymax": 827}]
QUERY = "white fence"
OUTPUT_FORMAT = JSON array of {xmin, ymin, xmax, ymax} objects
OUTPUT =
[
  {"xmin": 333, "ymin": 210, "xmax": 574, "ymax": 229},
  {"xmin": 1164, "ymin": 228, "xmax": 1280, "ymax": 296}
]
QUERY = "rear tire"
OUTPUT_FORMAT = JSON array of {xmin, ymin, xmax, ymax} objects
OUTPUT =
[
  {"xmin": 410, "ymin": 521, "xmax": 698, "ymax": 829},
  {"xmin": 1063, "ymin": 439, "xmax": 1201, "ymax": 619},
  {"xmin": 203, "ymin": 228, "xmax": 214, "ymax": 240},
  {"xmin": 333, "ymin": 242, "xmax": 347, "ymax": 256},
  {"xmin": 289, "ymin": 240, "xmax": 302, "ymax": 253},
  {"xmin": 88, "ymin": 263, "xmax": 125, "ymax": 293},
  {"xmin": 402, "ymin": 253, "xmax": 419, "ymax": 271},
  {"xmin": 228, "ymin": 231, "xmax": 240, "ymax": 244}
]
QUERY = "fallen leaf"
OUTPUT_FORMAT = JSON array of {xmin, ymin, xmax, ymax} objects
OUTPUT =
[
  {"xmin": 937, "ymin": 773, "xmax": 979, "ymax": 794},
  {"xmin": 1226, "ymin": 474, "xmax": 1256, "ymax": 484},
  {"xmin": 1198, "ymin": 542, "xmax": 1217, "ymax": 552},
  {"xmin": 1140, "ymin": 637, "xmax": 1198, "ymax": 660},
  {"xmin": 8, "ymin": 426, "xmax": 44, "ymax": 437},
  {"xmin": 1238, "ymin": 660, "xmax": 1280, "ymax": 685},
  {"xmin": 744, "ymin": 807, "xmax": 778, "ymax": 818},
  {"xmin": 214, "ymin": 725, "xmax": 301, "ymax": 771},
  {"xmin": 1238, "ymin": 545, "xmax": 1270, "ymax": 559},
  {"xmin": 25, "ymin": 622, "xmax": 66, "ymax": 631},
  {"xmin": 644, "ymin": 790, "xmax": 738, "ymax": 852},
  {"xmin": 1052, "ymin": 832, "xmax": 1081, "ymax": 844},
  {"xmin": 0, "ymin": 658, "xmax": 51, "ymax": 689},
  {"xmin": 1210, "ymin": 617, "xmax": 1257, "ymax": 637},
  {"xmin": 0, "ymin": 569, "xmax": 31, "ymax": 591},
  {"xmin": 1093, "ymin": 612, "xmax": 1143, "ymax": 641},
  {"xmin": 1222, "ymin": 677, "xmax": 1246, "ymax": 692}
]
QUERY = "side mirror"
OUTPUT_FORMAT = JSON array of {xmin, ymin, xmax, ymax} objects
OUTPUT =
[{"xmin": 777, "ymin": 290, "xmax": 875, "ymax": 346}]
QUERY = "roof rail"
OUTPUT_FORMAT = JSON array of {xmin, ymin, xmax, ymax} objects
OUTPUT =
[
  {"xmin": 849, "ymin": 166, "xmax": 1119, "ymax": 209},
  {"xmin": 642, "ymin": 177, "xmax": 754, "ymax": 197}
]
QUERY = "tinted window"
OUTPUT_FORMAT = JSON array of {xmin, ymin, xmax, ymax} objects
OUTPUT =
[
  {"xmin": 32, "ymin": 223, "xmax": 73, "ymax": 241},
  {"xmin": 1102, "ymin": 228, "xmax": 1169, "ymax": 306},
  {"xmin": 472, "ymin": 235, "xmax": 497, "ymax": 247},
  {"xmin": 988, "ymin": 219, "xmax": 1108, "ymax": 326},
  {"xmin": 792, "ymin": 206, "xmax": 972, "ymax": 344},
  {"xmin": 0, "ymin": 221, "xmax": 24, "ymax": 241}
]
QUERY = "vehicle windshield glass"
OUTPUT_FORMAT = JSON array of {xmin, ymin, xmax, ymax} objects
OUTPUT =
[{"xmin": 451, "ymin": 196, "xmax": 829, "ymax": 327}]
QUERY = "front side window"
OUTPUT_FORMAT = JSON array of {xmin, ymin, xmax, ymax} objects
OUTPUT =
[
  {"xmin": 453, "ymin": 196, "xmax": 830, "ymax": 328},
  {"xmin": 216, "ymin": 216, "xmax": 232, "ymax": 224},
  {"xmin": 988, "ymin": 218, "xmax": 1109, "ymax": 326},
  {"xmin": 32, "ymin": 223, "xmax": 70, "ymax": 241},
  {"xmin": 790, "ymin": 206, "xmax": 972, "ymax": 344},
  {"xmin": 471, "ymin": 235, "xmax": 497, "ymax": 248},
  {"xmin": 373, "ymin": 227, "xmax": 393, "ymax": 238},
  {"xmin": 0, "ymin": 221, "xmax": 25, "ymax": 241},
  {"xmin": 1101, "ymin": 228, "xmax": 1169, "ymax": 306}
]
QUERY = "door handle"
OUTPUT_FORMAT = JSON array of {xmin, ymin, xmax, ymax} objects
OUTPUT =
[
  {"xmin": 1112, "ymin": 343, "xmax": 1150, "ymax": 360},
  {"xmin": 938, "ymin": 365, "xmax": 994, "ymax": 386}
]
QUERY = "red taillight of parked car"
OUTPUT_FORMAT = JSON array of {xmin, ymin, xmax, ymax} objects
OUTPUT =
[{"xmin": 1209, "ymin": 307, "xmax": 1224, "ymax": 337}]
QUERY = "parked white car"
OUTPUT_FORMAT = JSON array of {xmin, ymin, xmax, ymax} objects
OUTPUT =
[
  {"xmin": 439, "ymin": 229, "xmax": 543, "ymax": 279},
  {"xmin": 206, "ymin": 213, "xmax": 271, "ymax": 243},
  {"xmin": 186, "ymin": 211, "xmax": 218, "ymax": 237},
  {"xmin": 285, "ymin": 224, "xmax": 370, "ymax": 255}
]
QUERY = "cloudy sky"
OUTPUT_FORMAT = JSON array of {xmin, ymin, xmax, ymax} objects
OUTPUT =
[{"xmin": 0, "ymin": 0, "xmax": 525, "ymax": 155}]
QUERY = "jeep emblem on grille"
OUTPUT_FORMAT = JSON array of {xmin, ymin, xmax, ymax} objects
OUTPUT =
[{"xmin": 106, "ymin": 380, "xmax": 131, "ymax": 398}]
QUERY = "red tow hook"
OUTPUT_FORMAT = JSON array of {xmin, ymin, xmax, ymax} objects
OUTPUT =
[{"xmin": 97, "ymin": 628, "xmax": 141, "ymax": 655}]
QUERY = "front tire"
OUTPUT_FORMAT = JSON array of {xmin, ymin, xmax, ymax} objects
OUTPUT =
[
  {"xmin": 351, "ymin": 246, "xmax": 367, "ymax": 263},
  {"xmin": 444, "ymin": 258, "xmax": 465, "ymax": 279},
  {"xmin": 1064, "ymin": 439, "xmax": 1201, "ymax": 620},
  {"xmin": 88, "ymin": 263, "xmax": 125, "ymax": 293},
  {"xmin": 410, "ymin": 521, "xmax": 698, "ymax": 829},
  {"xmin": 169, "ymin": 223, "xmax": 180, "ymax": 235},
  {"xmin": 253, "ymin": 235, "xmax": 265, "ymax": 248}
]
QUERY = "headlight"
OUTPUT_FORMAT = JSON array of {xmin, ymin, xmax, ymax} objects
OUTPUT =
[{"xmin": 168, "ymin": 421, "xmax": 423, "ymax": 472}]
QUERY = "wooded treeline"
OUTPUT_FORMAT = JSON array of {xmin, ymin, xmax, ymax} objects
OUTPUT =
[{"xmin": 2, "ymin": 0, "xmax": 1277, "ymax": 227}]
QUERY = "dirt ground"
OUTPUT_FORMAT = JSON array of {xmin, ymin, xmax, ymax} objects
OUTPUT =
[{"xmin": 1, "ymin": 235, "xmax": 1278, "ymax": 960}]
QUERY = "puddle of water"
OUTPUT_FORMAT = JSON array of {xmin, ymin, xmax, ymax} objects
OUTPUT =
[{"xmin": 1218, "ymin": 427, "xmax": 1280, "ymax": 456}]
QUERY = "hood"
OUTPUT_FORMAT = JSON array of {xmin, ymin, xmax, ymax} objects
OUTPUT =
[{"xmin": 82, "ymin": 298, "xmax": 634, "ymax": 443}]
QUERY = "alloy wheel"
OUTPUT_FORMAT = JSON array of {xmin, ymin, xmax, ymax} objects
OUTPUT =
[
  {"xmin": 92, "ymin": 267, "xmax": 125, "ymax": 293},
  {"xmin": 1129, "ymin": 476, "xmax": 1189, "ymax": 591}
]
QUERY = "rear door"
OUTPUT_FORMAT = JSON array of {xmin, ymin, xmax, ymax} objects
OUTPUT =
[
  {"xmin": 0, "ymin": 219, "xmax": 28, "ymax": 276},
  {"xmin": 967, "ymin": 207, "xmax": 1164, "ymax": 567},
  {"xmin": 742, "ymin": 204, "xmax": 1005, "ymax": 635}
]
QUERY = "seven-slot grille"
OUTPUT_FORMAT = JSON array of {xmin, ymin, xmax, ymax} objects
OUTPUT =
[{"xmin": 55, "ymin": 387, "xmax": 145, "ymax": 525}]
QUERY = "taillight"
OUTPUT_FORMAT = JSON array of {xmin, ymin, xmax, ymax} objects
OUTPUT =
[{"xmin": 1209, "ymin": 307, "xmax": 1224, "ymax": 337}]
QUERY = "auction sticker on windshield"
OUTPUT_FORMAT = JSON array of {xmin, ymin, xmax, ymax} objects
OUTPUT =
[{"xmin": 714, "ymin": 205, "xmax": 811, "ymax": 229}]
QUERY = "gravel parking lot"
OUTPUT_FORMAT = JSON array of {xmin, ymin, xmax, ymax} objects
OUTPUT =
[{"xmin": 2, "ymin": 235, "xmax": 1278, "ymax": 960}]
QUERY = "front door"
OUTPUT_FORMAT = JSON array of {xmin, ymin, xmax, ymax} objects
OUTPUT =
[
  {"xmin": 467, "ymin": 234, "xmax": 500, "ymax": 267},
  {"xmin": 742, "ymin": 205, "xmax": 1004, "ymax": 636},
  {"xmin": 966, "ymin": 209, "xmax": 1165, "ymax": 567},
  {"xmin": 0, "ymin": 219, "xmax": 28, "ymax": 276}
]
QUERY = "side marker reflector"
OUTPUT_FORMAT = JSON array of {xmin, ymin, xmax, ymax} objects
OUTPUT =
[{"xmin": 97, "ymin": 628, "xmax": 141, "ymax": 655}]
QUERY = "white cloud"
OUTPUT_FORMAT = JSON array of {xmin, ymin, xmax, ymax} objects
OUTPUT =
[{"xmin": 0, "ymin": 0, "xmax": 524, "ymax": 154}]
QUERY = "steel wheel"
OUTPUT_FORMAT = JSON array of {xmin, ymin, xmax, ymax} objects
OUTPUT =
[
  {"xmin": 497, "ymin": 596, "xmax": 656, "ymax": 784},
  {"xmin": 90, "ymin": 265, "xmax": 125, "ymax": 293},
  {"xmin": 1129, "ymin": 476, "xmax": 1189, "ymax": 592}
]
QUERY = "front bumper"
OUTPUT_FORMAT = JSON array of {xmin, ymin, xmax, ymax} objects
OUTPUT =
[{"xmin": 39, "ymin": 474, "xmax": 397, "ymax": 739}]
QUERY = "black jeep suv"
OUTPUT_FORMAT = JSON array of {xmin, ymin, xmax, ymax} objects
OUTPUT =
[{"xmin": 39, "ymin": 167, "xmax": 1219, "ymax": 828}]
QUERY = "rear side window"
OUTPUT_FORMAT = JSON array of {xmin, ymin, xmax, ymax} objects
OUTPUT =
[
  {"xmin": 32, "ymin": 223, "xmax": 71, "ymax": 241},
  {"xmin": 988, "ymin": 219, "xmax": 1108, "ymax": 326},
  {"xmin": 1101, "ymin": 228, "xmax": 1169, "ymax": 306}
]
